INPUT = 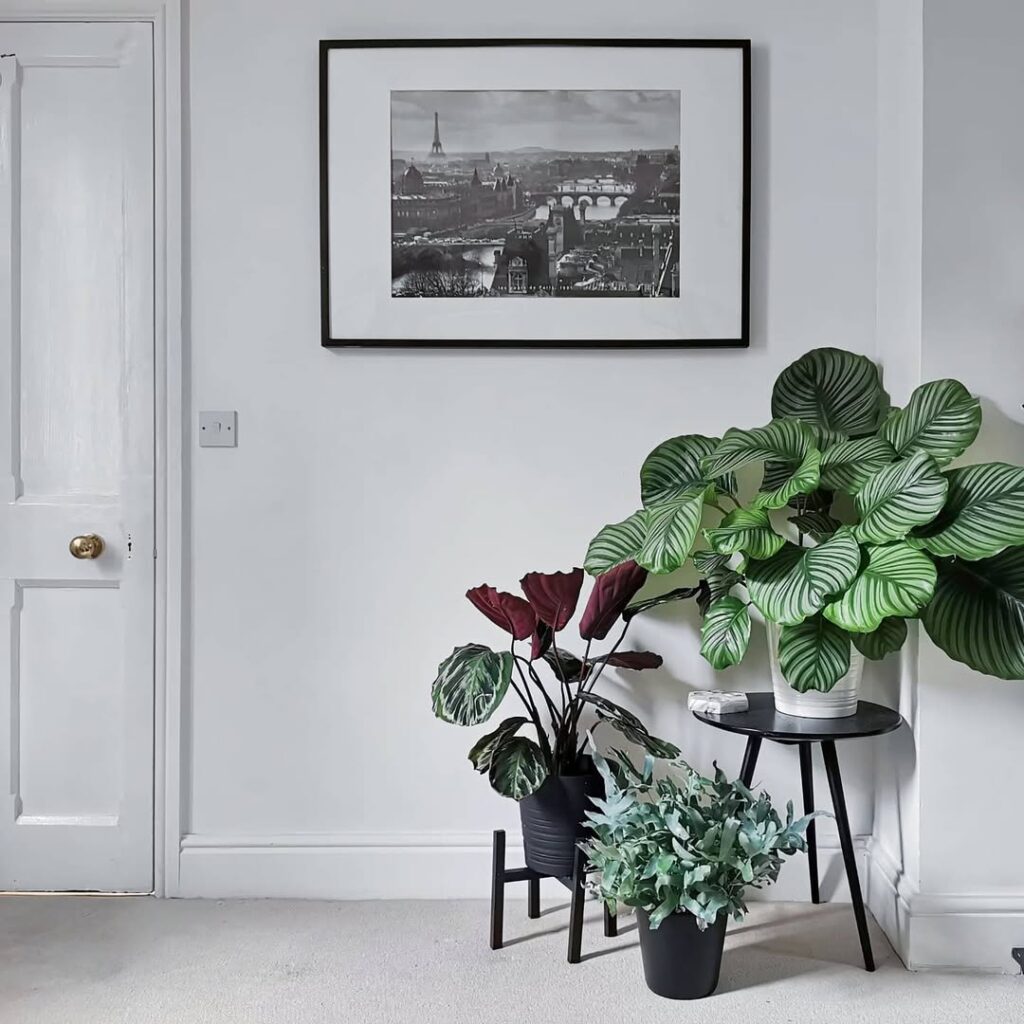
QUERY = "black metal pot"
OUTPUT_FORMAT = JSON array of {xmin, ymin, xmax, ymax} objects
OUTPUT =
[
  {"xmin": 636, "ymin": 908, "xmax": 728, "ymax": 1000},
  {"xmin": 518, "ymin": 764, "xmax": 602, "ymax": 878}
]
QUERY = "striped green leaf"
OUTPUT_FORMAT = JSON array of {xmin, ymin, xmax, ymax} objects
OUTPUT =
[
  {"xmin": 823, "ymin": 543, "xmax": 936, "ymax": 633},
  {"xmin": 580, "ymin": 692, "xmax": 680, "ymax": 759},
  {"xmin": 700, "ymin": 419, "xmax": 814, "ymax": 479},
  {"xmin": 921, "ymin": 548, "xmax": 1024, "ymax": 680},
  {"xmin": 819, "ymin": 437, "xmax": 896, "ymax": 493},
  {"xmin": 851, "ymin": 618, "xmax": 908, "ymax": 661},
  {"xmin": 488, "ymin": 736, "xmax": 549, "ymax": 799},
  {"xmin": 586, "ymin": 510, "xmax": 646, "ymax": 575},
  {"xmin": 692, "ymin": 550, "xmax": 730, "ymax": 574},
  {"xmin": 640, "ymin": 435, "xmax": 736, "ymax": 507},
  {"xmin": 789, "ymin": 509, "xmax": 842, "ymax": 543},
  {"xmin": 854, "ymin": 451, "xmax": 948, "ymax": 545},
  {"xmin": 880, "ymin": 378, "xmax": 982, "ymax": 466},
  {"xmin": 772, "ymin": 347, "xmax": 888, "ymax": 436},
  {"xmin": 698, "ymin": 564, "xmax": 744, "ymax": 616},
  {"xmin": 912, "ymin": 463, "xmax": 1024, "ymax": 560},
  {"xmin": 778, "ymin": 616, "xmax": 852, "ymax": 693},
  {"xmin": 753, "ymin": 448, "xmax": 822, "ymax": 510},
  {"xmin": 468, "ymin": 717, "xmax": 527, "ymax": 773},
  {"xmin": 432, "ymin": 645, "xmax": 513, "ymax": 726},
  {"xmin": 746, "ymin": 531, "xmax": 862, "ymax": 626},
  {"xmin": 705, "ymin": 507, "xmax": 786, "ymax": 561},
  {"xmin": 700, "ymin": 596, "xmax": 751, "ymax": 669},
  {"xmin": 638, "ymin": 486, "xmax": 710, "ymax": 575}
]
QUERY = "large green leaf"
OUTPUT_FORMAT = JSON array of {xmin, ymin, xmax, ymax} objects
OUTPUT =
[
  {"xmin": 912, "ymin": 463, "xmax": 1024, "ymax": 560},
  {"xmin": 705, "ymin": 507, "xmax": 785, "ymax": 561},
  {"xmin": 823, "ymin": 543, "xmax": 936, "ymax": 633},
  {"xmin": 638, "ymin": 486, "xmax": 710, "ymax": 575},
  {"xmin": 700, "ymin": 596, "xmax": 751, "ymax": 669},
  {"xmin": 579, "ymin": 692, "xmax": 680, "ymax": 759},
  {"xmin": 746, "ymin": 531, "xmax": 862, "ymax": 625},
  {"xmin": 777, "ymin": 616, "xmax": 852, "ymax": 693},
  {"xmin": 819, "ymin": 437, "xmax": 896, "ymax": 493},
  {"xmin": 640, "ymin": 435, "xmax": 736, "ymax": 506},
  {"xmin": 753, "ymin": 448, "xmax": 822, "ymax": 510},
  {"xmin": 771, "ymin": 347, "xmax": 887, "ymax": 436},
  {"xmin": 698, "ymin": 565, "xmax": 744, "ymax": 616},
  {"xmin": 880, "ymin": 378, "xmax": 982, "ymax": 466},
  {"xmin": 921, "ymin": 549, "xmax": 1024, "ymax": 680},
  {"xmin": 488, "ymin": 736, "xmax": 549, "ymax": 799},
  {"xmin": 789, "ymin": 509, "xmax": 842, "ymax": 543},
  {"xmin": 851, "ymin": 618, "xmax": 908, "ymax": 660},
  {"xmin": 468, "ymin": 717, "xmax": 528, "ymax": 773},
  {"xmin": 854, "ymin": 450, "xmax": 948, "ymax": 545},
  {"xmin": 585, "ymin": 510, "xmax": 646, "ymax": 575},
  {"xmin": 700, "ymin": 419, "xmax": 814, "ymax": 479},
  {"xmin": 431, "ymin": 645, "xmax": 513, "ymax": 726}
]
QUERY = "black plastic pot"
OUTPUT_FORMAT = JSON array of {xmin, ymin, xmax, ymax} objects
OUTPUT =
[
  {"xmin": 636, "ymin": 908, "xmax": 728, "ymax": 1000},
  {"xmin": 518, "ymin": 764, "xmax": 602, "ymax": 878}
]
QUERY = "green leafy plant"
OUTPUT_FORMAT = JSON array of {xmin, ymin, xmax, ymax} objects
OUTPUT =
[
  {"xmin": 430, "ymin": 565, "xmax": 696, "ymax": 800},
  {"xmin": 582, "ymin": 750, "xmax": 814, "ymax": 929},
  {"xmin": 585, "ymin": 347, "xmax": 1024, "ymax": 691}
]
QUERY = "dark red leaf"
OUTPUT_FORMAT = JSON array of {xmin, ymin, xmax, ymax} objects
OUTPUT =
[
  {"xmin": 599, "ymin": 651, "xmax": 663, "ymax": 671},
  {"xmin": 466, "ymin": 585, "xmax": 537, "ymax": 641},
  {"xmin": 579, "ymin": 561, "xmax": 649, "ymax": 641},
  {"xmin": 530, "ymin": 622, "xmax": 553, "ymax": 661},
  {"xmin": 520, "ymin": 568, "xmax": 585, "ymax": 632}
]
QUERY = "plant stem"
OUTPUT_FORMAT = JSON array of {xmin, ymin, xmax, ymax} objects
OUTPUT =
[
  {"xmin": 511, "ymin": 649, "xmax": 553, "ymax": 764},
  {"xmin": 517, "ymin": 655, "xmax": 562, "ymax": 728},
  {"xmin": 569, "ymin": 624, "xmax": 630, "ymax": 757}
]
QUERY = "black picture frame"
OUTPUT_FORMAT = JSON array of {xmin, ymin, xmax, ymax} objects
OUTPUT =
[{"xmin": 319, "ymin": 38, "xmax": 751, "ymax": 349}]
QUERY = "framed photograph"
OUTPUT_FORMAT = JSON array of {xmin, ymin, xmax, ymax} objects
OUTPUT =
[{"xmin": 319, "ymin": 39, "xmax": 750, "ymax": 348}]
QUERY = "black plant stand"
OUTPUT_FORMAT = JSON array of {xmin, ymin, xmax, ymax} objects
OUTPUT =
[
  {"xmin": 490, "ymin": 829, "xmax": 617, "ymax": 963},
  {"xmin": 692, "ymin": 692, "xmax": 904, "ymax": 972}
]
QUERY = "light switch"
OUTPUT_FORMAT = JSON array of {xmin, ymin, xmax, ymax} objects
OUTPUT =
[{"xmin": 198, "ymin": 411, "xmax": 237, "ymax": 448}]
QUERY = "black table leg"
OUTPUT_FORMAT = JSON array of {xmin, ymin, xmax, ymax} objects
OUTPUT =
[
  {"xmin": 567, "ymin": 845, "xmax": 586, "ymax": 964},
  {"xmin": 490, "ymin": 830, "xmax": 505, "ymax": 950},
  {"xmin": 527, "ymin": 876, "xmax": 541, "ymax": 919},
  {"xmin": 739, "ymin": 735, "xmax": 762, "ymax": 787},
  {"xmin": 603, "ymin": 902, "xmax": 617, "ymax": 937},
  {"xmin": 799, "ymin": 743, "xmax": 820, "ymax": 904},
  {"xmin": 821, "ymin": 741, "xmax": 875, "ymax": 972}
]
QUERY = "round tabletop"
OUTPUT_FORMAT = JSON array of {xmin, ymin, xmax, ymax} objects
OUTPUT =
[{"xmin": 692, "ymin": 692, "xmax": 904, "ymax": 742}]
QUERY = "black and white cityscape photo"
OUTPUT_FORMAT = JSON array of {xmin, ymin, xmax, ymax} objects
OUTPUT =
[{"xmin": 390, "ymin": 90, "xmax": 681, "ymax": 297}]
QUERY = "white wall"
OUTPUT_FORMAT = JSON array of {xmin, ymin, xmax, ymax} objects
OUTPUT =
[{"xmin": 181, "ymin": 0, "xmax": 891, "ymax": 901}]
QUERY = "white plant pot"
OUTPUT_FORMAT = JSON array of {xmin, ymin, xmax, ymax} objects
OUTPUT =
[{"xmin": 767, "ymin": 622, "xmax": 864, "ymax": 719}]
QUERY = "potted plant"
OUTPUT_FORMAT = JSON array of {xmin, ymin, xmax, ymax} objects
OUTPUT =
[
  {"xmin": 582, "ymin": 749, "xmax": 813, "ymax": 999},
  {"xmin": 585, "ymin": 347, "xmax": 1024, "ymax": 717},
  {"xmin": 431, "ymin": 564, "xmax": 695, "ymax": 877}
]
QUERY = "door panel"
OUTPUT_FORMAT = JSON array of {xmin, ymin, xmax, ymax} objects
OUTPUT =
[{"xmin": 0, "ymin": 23, "xmax": 154, "ymax": 892}]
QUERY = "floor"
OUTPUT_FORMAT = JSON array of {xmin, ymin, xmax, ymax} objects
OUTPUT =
[{"xmin": 1, "ymin": 897, "xmax": 1019, "ymax": 1023}]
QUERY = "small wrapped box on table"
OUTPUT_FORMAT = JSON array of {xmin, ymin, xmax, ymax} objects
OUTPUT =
[{"xmin": 687, "ymin": 691, "xmax": 749, "ymax": 715}]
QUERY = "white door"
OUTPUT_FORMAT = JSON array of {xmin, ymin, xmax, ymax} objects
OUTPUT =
[{"xmin": 0, "ymin": 22, "xmax": 154, "ymax": 892}]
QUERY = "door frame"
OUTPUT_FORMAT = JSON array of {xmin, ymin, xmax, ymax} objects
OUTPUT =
[{"xmin": 0, "ymin": 0, "xmax": 187, "ymax": 895}]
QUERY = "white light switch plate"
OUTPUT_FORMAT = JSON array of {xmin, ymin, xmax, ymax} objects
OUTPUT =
[{"xmin": 199, "ymin": 410, "xmax": 237, "ymax": 447}]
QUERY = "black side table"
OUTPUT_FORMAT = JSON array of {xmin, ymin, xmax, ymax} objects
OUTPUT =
[{"xmin": 692, "ymin": 692, "xmax": 904, "ymax": 972}]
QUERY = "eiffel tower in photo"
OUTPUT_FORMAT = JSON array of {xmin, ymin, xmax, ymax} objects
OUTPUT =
[{"xmin": 429, "ymin": 111, "xmax": 444, "ymax": 157}]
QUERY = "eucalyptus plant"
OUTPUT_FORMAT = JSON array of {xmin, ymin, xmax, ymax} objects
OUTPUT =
[
  {"xmin": 582, "ymin": 749, "xmax": 813, "ymax": 929},
  {"xmin": 431, "ymin": 565, "xmax": 695, "ymax": 800},
  {"xmin": 585, "ymin": 347, "xmax": 1024, "ymax": 691}
]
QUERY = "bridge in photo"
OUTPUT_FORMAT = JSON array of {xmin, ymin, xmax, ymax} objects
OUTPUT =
[{"xmin": 529, "ymin": 179, "xmax": 637, "ymax": 207}]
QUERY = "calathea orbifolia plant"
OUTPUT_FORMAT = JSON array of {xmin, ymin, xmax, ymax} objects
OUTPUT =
[
  {"xmin": 582, "ymin": 749, "xmax": 814, "ymax": 929},
  {"xmin": 585, "ymin": 347, "xmax": 1024, "ymax": 691},
  {"xmin": 431, "ymin": 565, "xmax": 694, "ymax": 800}
]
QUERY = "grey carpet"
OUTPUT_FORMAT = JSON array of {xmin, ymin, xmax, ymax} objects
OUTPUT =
[{"xmin": 0, "ymin": 897, "xmax": 1018, "ymax": 1023}]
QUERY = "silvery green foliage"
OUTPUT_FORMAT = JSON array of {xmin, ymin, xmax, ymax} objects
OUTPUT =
[{"xmin": 581, "ymin": 751, "xmax": 815, "ymax": 931}]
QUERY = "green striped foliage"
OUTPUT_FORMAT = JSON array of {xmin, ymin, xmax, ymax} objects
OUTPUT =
[
  {"xmin": 488, "ymin": 736, "xmax": 548, "ymax": 799},
  {"xmin": 700, "ymin": 419, "xmax": 814, "ymax": 479},
  {"xmin": 468, "ymin": 717, "xmax": 527, "ymax": 773},
  {"xmin": 823, "ymin": 543, "xmax": 936, "ymax": 633},
  {"xmin": 579, "ymin": 692, "xmax": 680, "ymax": 759},
  {"xmin": 819, "ymin": 437, "xmax": 896, "ymax": 493},
  {"xmin": 789, "ymin": 510, "xmax": 842, "ymax": 543},
  {"xmin": 705, "ymin": 506, "xmax": 786, "ymax": 561},
  {"xmin": 778, "ymin": 615, "xmax": 852, "ymax": 693},
  {"xmin": 700, "ymin": 596, "xmax": 751, "ymax": 669},
  {"xmin": 432, "ymin": 645, "xmax": 513, "ymax": 726},
  {"xmin": 753, "ymin": 447, "xmax": 822, "ymax": 510},
  {"xmin": 585, "ymin": 510, "xmax": 646, "ymax": 574},
  {"xmin": 880, "ymin": 378, "xmax": 982, "ymax": 466},
  {"xmin": 854, "ymin": 451, "xmax": 948, "ymax": 545},
  {"xmin": 640, "ymin": 434, "xmax": 736, "ymax": 507},
  {"xmin": 851, "ymin": 618, "xmax": 908, "ymax": 660},
  {"xmin": 638, "ymin": 486, "xmax": 710, "ymax": 575}
]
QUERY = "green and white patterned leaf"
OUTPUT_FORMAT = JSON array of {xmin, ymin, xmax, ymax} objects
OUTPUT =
[
  {"xmin": 746, "ymin": 531, "xmax": 862, "ymax": 626},
  {"xmin": 700, "ymin": 419, "xmax": 815, "ymax": 480},
  {"xmin": 819, "ymin": 437, "xmax": 896, "ymax": 493},
  {"xmin": 705, "ymin": 507, "xmax": 786, "ymax": 561},
  {"xmin": 921, "ymin": 548, "xmax": 1024, "ymax": 680},
  {"xmin": 880, "ymin": 378, "xmax": 982, "ymax": 466},
  {"xmin": 753, "ymin": 448, "xmax": 822, "ymax": 510},
  {"xmin": 586, "ymin": 509, "xmax": 646, "ymax": 575},
  {"xmin": 488, "ymin": 736, "xmax": 549, "ymax": 799},
  {"xmin": 912, "ymin": 463, "xmax": 1024, "ymax": 560},
  {"xmin": 700, "ymin": 596, "xmax": 751, "ymax": 669},
  {"xmin": 823, "ymin": 543, "xmax": 936, "ymax": 633},
  {"xmin": 772, "ymin": 347, "xmax": 887, "ymax": 436},
  {"xmin": 693, "ymin": 550, "xmax": 731, "ymax": 574},
  {"xmin": 580, "ymin": 692, "xmax": 680, "ymax": 759},
  {"xmin": 641, "ymin": 434, "xmax": 736, "ymax": 507},
  {"xmin": 638, "ymin": 486, "xmax": 710, "ymax": 575},
  {"xmin": 789, "ymin": 509, "xmax": 842, "ymax": 543},
  {"xmin": 468, "ymin": 716, "xmax": 528, "ymax": 773},
  {"xmin": 698, "ymin": 565, "xmax": 744, "ymax": 616},
  {"xmin": 851, "ymin": 618, "xmax": 908, "ymax": 661},
  {"xmin": 854, "ymin": 451, "xmax": 948, "ymax": 545},
  {"xmin": 778, "ymin": 616, "xmax": 852, "ymax": 693},
  {"xmin": 432, "ymin": 644, "xmax": 513, "ymax": 726}
]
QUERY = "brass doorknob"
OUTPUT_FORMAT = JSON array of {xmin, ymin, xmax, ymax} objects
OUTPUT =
[{"xmin": 69, "ymin": 534, "xmax": 104, "ymax": 560}]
